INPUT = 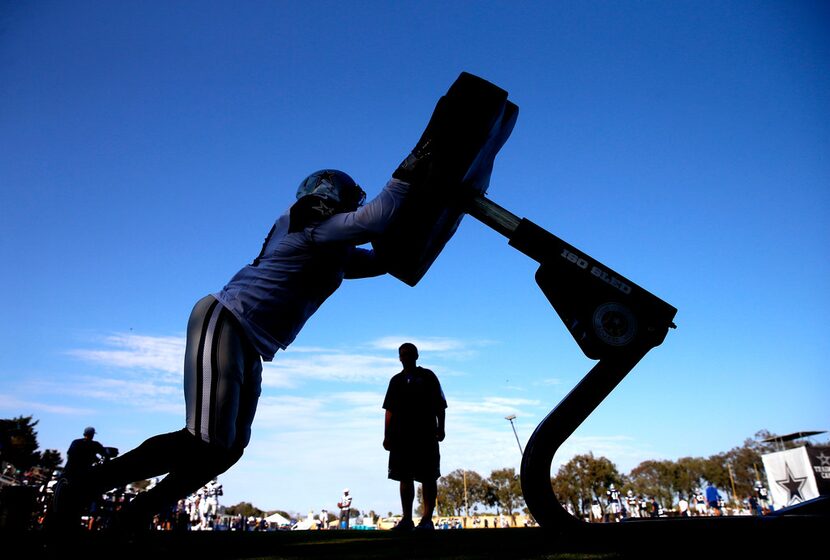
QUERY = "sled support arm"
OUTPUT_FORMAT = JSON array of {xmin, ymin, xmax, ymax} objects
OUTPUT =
[
  {"xmin": 467, "ymin": 193, "xmax": 677, "ymax": 528},
  {"xmin": 468, "ymin": 194, "xmax": 520, "ymax": 238}
]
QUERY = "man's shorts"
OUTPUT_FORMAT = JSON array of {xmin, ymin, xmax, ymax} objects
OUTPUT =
[{"xmin": 387, "ymin": 440, "xmax": 440, "ymax": 483}]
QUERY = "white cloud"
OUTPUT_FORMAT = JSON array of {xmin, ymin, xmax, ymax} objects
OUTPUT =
[
  {"xmin": 0, "ymin": 393, "xmax": 94, "ymax": 416},
  {"xmin": 370, "ymin": 336, "xmax": 468, "ymax": 352},
  {"xmin": 54, "ymin": 330, "xmax": 661, "ymax": 512},
  {"xmin": 67, "ymin": 333, "xmax": 490, "ymax": 388},
  {"xmin": 68, "ymin": 333, "xmax": 185, "ymax": 381},
  {"xmin": 19, "ymin": 375, "xmax": 182, "ymax": 415},
  {"xmin": 450, "ymin": 396, "xmax": 541, "ymax": 416},
  {"xmin": 267, "ymin": 352, "xmax": 399, "ymax": 384},
  {"xmin": 368, "ymin": 336, "xmax": 495, "ymax": 360},
  {"xmin": 534, "ymin": 377, "xmax": 564, "ymax": 386}
]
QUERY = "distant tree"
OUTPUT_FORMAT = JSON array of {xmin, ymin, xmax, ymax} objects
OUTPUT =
[
  {"xmin": 437, "ymin": 469, "xmax": 487, "ymax": 516},
  {"xmin": 0, "ymin": 415, "xmax": 44, "ymax": 473},
  {"xmin": 627, "ymin": 459, "xmax": 674, "ymax": 509},
  {"xmin": 487, "ymin": 468, "xmax": 524, "ymax": 516},
  {"xmin": 724, "ymin": 443, "xmax": 764, "ymax": 499},
  {"xmin": 701, "ymin": 453, "xmax": 731, "ymax": 494},
  {"xmin": 437, "ymin": 469, "xmax": 465, "ymax": 515},
  {"xmin": 552, "ymin": 452, "xmax": 622, "ymax": 517},
  {"xmin": 669, "ymin": 456, "xmax": 707, "ymax": 499},
  {"xmin": 40, "ymin": 449, "xmax": 63, "ymax": 473},
  {"xmin": 225, "ymin": 502, "xmax": 264, "ymax": 517},
  {"xmin": 464, "ymin": 470, "xmax": 488, "ymax": 513}
]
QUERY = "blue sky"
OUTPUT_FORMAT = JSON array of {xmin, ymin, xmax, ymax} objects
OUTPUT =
[{"xmin": 1, "ymin": 1, "xmax": 828, "ymax": 516}]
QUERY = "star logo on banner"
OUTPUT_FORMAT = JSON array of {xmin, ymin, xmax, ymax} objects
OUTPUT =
[
  {"xmin": 816, "ymin": 452, "xmax": 830, "ymax": 467},
  {"xmin": 775, "ymin": 462, "xmax": 807, "ymax": 505},
  {"xmin": 312, "ymin": 200, "xmax": 335, "ymax": 217}
]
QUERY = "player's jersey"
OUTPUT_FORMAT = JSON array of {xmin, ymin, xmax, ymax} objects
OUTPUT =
[
  {"xmin": 215, "ymin": 179, "xmax": 410, "ymax": 360},
  {"xmin": 627, "ymin": 496, "xmax": 639, "ymax": 511}
]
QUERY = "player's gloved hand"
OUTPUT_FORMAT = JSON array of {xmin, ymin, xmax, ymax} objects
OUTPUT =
[
  {"xmin": 392, "ymin": 97, "xmax": 448, "ymax": 184},
  {"xmin": 392, "ymin": 138, "xmax": 433, "ymax": 183}
]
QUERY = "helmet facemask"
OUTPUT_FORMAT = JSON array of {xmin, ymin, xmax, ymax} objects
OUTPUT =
[
  {"xmin": 295, "ymin": 169, "xmax": 365, "ymax": 214},
  {"xmin": 288, "ymin": 169, "xmax": 365, "ymax": 233}
]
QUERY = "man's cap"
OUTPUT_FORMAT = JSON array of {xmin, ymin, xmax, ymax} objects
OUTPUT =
[{"xmin": 83, "ymin": 426, "xmax": 96, "ymax": 437}]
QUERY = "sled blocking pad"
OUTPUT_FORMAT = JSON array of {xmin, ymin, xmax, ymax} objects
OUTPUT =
[{"xmin": 373, "ymin": 72, "xmax": 518, "ymax": 286}]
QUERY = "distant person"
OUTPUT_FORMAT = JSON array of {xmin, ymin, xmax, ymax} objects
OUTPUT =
[
  {"xmin": 605, "ymin": 483, "xmax": 622, "ymax": 522},
  {"xmin": 748, "ymin": 494, "xmax": 760, "ymax": 516},
  {"xmin": 693, "ymin": 488, "xmax": 707, "ymax": 516},
  {"xmin": 625, "ymin": 490, "xmax": 640, "ymax": 518},
  {"xmin": 755, "ymin": 480, "xmax": 770, "ymax": 514},
  {"xmin": 678, "ymin": 495, "xmax": 690, "ymax": 517},
  {"xmin": 53, "ymin": 426, "xmax": 112, "ymax": 528},
  {"xmin": 62, "ymin": 427, "xmax": 105, "ymax": 482},
  {"xmin": 590, "ymin": 499, "xmax": 602, "ymax": 522},
  {"xmin": 54, "ymin": 141, "xmax": 434, "ymax": 532},
  {"xmin": 338, "ymin": 488, "xmax": 352, "ymax": 529},
  {"xmin": 705, "ymin": 485, "xmax": 721, "ymax": 516},
  {"xmin": 383, "ymin": 342, "xmax": 447, "ymax": 531}
]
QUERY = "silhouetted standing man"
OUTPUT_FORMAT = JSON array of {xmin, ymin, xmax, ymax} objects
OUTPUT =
[
  {"xmin": 54, "ymin": 426, "xmax": 107, "ymax": 529},
  {"xmin": 63, "ymin": 427, "xmax": 105, "ymax": 482},
  {"xmin": 383, "ymin": 342, "xmax": 446, "ymax": 531}
]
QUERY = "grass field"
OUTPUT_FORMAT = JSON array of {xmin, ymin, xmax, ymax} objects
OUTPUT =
[
  {"xmin": 9, "ymin": 527, "xmax": 631, "ymax": 560},
  {"xmin": 9, "ymin": 513, "xmax": 823, "ymax": 560},
  {"xmin": 7, "ymin": 499, "xmax": 827, "ymax": 560}
]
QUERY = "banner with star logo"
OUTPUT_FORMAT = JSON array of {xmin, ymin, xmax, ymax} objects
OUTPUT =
[
  {"xmin": 806, "ymin": 447, "xmax": 830, "ymax": 495},
  {"xmin": 762, "ymin": 447, "xmax": 820, "ymax": 509}
]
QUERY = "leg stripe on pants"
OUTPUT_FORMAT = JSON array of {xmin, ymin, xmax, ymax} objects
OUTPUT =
[{"xmin": 195, "ymin": 298, "xmax": 222, "ymax": 443}]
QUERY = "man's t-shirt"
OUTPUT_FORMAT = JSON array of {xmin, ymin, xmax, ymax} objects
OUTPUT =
[
  {"xmin": 64, "ymin": 437, "xmax": 105, "ymax": 478},
  {"xmin": 705, "ymin": 486, "xmax": 719, "ymax": 506},
  {"xmin": 383, "ymin": 366, "xmax": 446, "ymax": 446}
]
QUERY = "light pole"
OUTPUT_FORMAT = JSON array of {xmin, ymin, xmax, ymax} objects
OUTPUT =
[
  {"xmin": 505, "ymin": 414, "xmax": 523, "ymax": 456},
  {"xmin": 727, "ymin": 462, "xmax": 739, "ymax": 510},
  {"xmin": 463, "ymin": 470, "xmax": 469, "ymax": 525}
]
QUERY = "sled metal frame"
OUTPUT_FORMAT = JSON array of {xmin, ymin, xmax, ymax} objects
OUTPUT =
[
  {"xmin": 466, "ymin": 194, "xmax": 828, "ymax": 544},
  {"xmin": 467, "ymin": 194, "xmax": 670, "ymax": 527}
]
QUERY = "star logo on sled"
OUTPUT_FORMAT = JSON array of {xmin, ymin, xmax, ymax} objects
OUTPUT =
[
  {"xmin": 817, "ymin": 452, "xmax": 830, "ymax": 467},
  {"xmin": 312, "ymin": 200, "xmax": 335, "ymax": 217},
  {"xmin": 775, "ymin": 462, "xmax": 807, "ymax": 505}
]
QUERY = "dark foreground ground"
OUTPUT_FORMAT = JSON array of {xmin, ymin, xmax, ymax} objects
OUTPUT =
[{"xmin": 6, "ymin": 513, "xmax": 824, "ymax": 560}]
